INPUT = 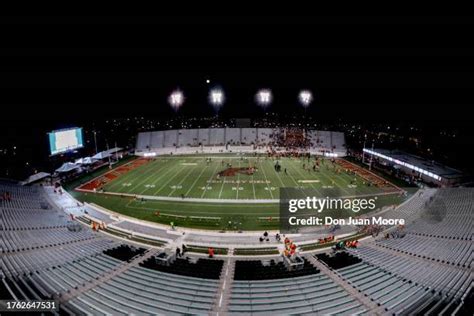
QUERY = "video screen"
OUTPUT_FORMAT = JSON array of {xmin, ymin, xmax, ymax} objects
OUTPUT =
[{"xmin": 48, "ymin": 128, "xmax": 84, "ymax": 156}]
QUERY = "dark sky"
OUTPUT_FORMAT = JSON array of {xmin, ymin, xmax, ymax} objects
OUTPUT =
[
  {"xmin": 0, "ymin": 14, "xmax": 473, "ymax": 128},
  {"xmin": 0, "ymin": 14, "xmax": 473, "ymax": 178}
]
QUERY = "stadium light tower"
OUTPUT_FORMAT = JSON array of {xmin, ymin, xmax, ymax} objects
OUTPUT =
[
  {"xmin": 255, "ymin": 89, "xmax": 272, "ymax": 109},
  {"xmin": 93, "ymin": 130, "xmax": 98, "ymax": 154},
  {"xmin": 168, "ymin": 89, "xmax": 185, "ymax": 112},
  {"xmin": 208, "ymin": 87, "xmax": 225, "ymax": 113},
  {"xmin": 298, "ymin": 90, "xmax": 313, "ymax": 108}
]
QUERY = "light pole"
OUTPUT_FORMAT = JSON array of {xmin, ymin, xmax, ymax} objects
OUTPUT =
[
  {"xmin": 369, "ymin": 142, "xmax": 375, "ymax": 170},
  {"xmin": 93, "ymin": 130, "xmax": 98, "ymax": 154},
  {"xmin": 362, "ymin": 134, "xmax": 367, "ymax": 164}
]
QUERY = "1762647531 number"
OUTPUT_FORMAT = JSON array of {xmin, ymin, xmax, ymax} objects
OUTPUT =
[{"xmin": 0, "ymin": 300, "xmax": 58, "ymax": 312}]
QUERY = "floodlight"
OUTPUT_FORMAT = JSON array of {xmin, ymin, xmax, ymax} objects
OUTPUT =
[
  {"xmin": 298, "ymin": 90, "xmax": 313, "ymax": 107},
  {"xmin": 255, "ymin": 89, "xmax": 273, "ymax": 107},
  {"xmin": 209, "ymin": 87, "xmax": 225, "ymax": 110},
  {"xmin": 168, "ymin": 89, "xmax": 184, "ymax": 111}
]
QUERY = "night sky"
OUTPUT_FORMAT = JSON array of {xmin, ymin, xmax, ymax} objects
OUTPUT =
[{"xmin": 0, "ymin": 14, "xmax": 473, "ymax": 178}]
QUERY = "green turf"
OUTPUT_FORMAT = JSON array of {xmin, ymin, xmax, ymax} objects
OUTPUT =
[
  {"xmin": 102, "ymin": 156, "xmax": 387, "ymax": 199},
  {"xmin": 71, "ymin": 155, "xmax": 407, "ymax": 230}
]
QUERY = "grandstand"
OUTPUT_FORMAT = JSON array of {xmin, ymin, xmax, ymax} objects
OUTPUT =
[
  {"xmin": 1, "ymin": 179, "xmax": 472, "ymax": 315},
  {"xmin": 135, "ymin": 128, "xmax": 347, "ymax": 157}
]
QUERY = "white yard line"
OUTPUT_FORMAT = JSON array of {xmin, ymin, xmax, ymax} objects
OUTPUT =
[
  {"xmin": 110, "ymin": 159, "xmax": 159, "ymax": 193},
  {"xmin": 235, "ymin": 159, "xmax": 241, "ymax": 199},
  {"xmin": 286, "ymin": 160, "xmax": 312, "ymax": 194},
  {"xmin": 251, "ymin": 158, "xmax": 257, "ymax": 200},
  {"xmin": 217, "ymin": 159, "xmax": 228, "ymax": 199},
  {"xmin": 200, "ymin": 162, "xmax": 222, "ymax": 198},
  {"xmin": 259, "ymin": 159, "xmax": 274, "ymax": 199},
  {"xmin": 168, "ymin": 162, "xmax": 201, "ymax": 197},
  {"xmin": 185, "ymin": 163, "xmax": 209, "ymax": 196},
  {"xmin": 273, "ymin": 160, "xmax": 287, "ymax": 187},
  {"xmin": 125, "ymin": 160, "xmax": 170, "ymax": 194},
  {"xmin": 136, "ymin": 161, "xmax": 177, "ymax": 195},
  {"xmin": 153, "ymin": 161, "xmax": 189, "ymax": 195},
  {"xmin": 316, "ymin": 161, "xmax": 352, "ymax": 196},
  {"xmin": 218, "ymin": 176, "xmax": 226, "ymax": 199}
]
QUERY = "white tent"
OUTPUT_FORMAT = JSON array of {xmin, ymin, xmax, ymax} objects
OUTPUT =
[
  {"xmin": 75, "ymin": 157, "xmax": 96, "ymax": 165},
  {"xmin": 83, "ymin": 157, "xmax": 95, "ymax": 164},
  {"xmin": 21, "ymin": 172, "xmax": 51, "ymax": 185},
  {"xmin": 104, "ymin": 147, "xmax": 123, "ymax": 155},
  {"xmin": 92, "ymin": 151, "xmax": 111, "ymax": 160},
  {"xmin": 55, "ymin": 162, "xmax": 80, "ymax": 173},
  {"xmin": 92, "ymin": 147, "xmax": 123, "ymax": 161}
]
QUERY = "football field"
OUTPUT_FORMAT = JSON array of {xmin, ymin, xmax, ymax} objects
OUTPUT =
[
  {"xmin": 73, "ymin": 155, "xmax": 406, "ymax": 230},
  {"xmin": 101, "ymin": 156, "xmax": 383, "ymax": 200}
]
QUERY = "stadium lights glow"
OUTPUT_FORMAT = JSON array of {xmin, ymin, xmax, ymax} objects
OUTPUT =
[
  {"xmin": 363, "ymin": 148, "xmax": 442, "ymax": 181},
  {"xmin": 168, "ymin": 89, "xmax": 184, "ymax": 111},
  {"xmin": 208, "ymin": 88, "xmax": 225, "ymax": 111},
  {"xmin": 143, "ymin": 152, "xmax": 157, "ymax": 157},
  {"xmin": 298, "ymin": 90, "xmax": 313, "ymax": 107},
  {"xmin": 255, "ymin": 89, "xmax": 273, "ymax": 108}
]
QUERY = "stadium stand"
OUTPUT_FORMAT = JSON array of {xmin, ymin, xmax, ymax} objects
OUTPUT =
[
  {"xmin": 234, "ymin": 259, "xmax": 319, "ymax": 280},
  {"xmin": 209, "ymin": 127, "xmax": 225, "ymax": 145},
  {"xmin": 141, "ymin": 256, "xmax": 224, "ymax": 280},
  {"xmin": 336, "ymin": 258, "xmax": 433, "ymax": 314},
  {"xmin": 407, "ymin": 189, "xmax": 473, "ymax": 240},
  {"xmin": 1, "ymin": 181, "xmax": 472, "ymax": 315},
  {"xmin": 135, "ymin": 128, "xmax": 347, "ymax": 156},
  {"xmin": 228, "ymin": 272, "xmax": 366, "ymax": 315},
  {"xmin": 68, "ymin": 266, "xmax": 221, "ymax": 315}
]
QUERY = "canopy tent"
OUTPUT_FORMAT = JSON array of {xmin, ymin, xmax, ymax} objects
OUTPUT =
[
  {"xmin": 21, "ymin": 172, "xmax": 51, "ymax": 185},
  {"xmin": 91, "ymin": 147, "xmax": 123, "ymax": 161},
  {"xmin": 55, "ymin": 162, "xmax": 80, "ymax": 173},
  {"xmin": 104, "ymin": 147, "xmax": 123, "ymax": 155},
  {"xmin": 75, "ymin": 157, "xmax": 96, "ymax": 165},
  {"xmin": 92, "ymin": 151, "xmax": 111, "ymax": 160}
]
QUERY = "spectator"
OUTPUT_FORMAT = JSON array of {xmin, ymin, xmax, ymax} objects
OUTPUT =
[
  {"xmin": 275, "ymin": 233, "xmax": 281, "ymax": 242},
  {"xmin": 208, "ymin": 247, "xmax": 214, "ymax": 258}
]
